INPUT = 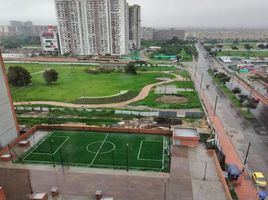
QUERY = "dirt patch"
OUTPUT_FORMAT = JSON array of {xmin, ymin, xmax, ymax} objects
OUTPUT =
[{"xmin": 155, "ymin": 95, "xmax": 188, "ymax": 104}]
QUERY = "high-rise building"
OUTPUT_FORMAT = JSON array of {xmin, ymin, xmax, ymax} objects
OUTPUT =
[
  {"xmin": 0, "ymin": 21, "xmax": 49, "ymax": 37},
  {"xmin": 55, "ymin": 0, "xmax": 133, "ymax": 56},
  {"xmin": 0, "ymin": 50, "xmax": 19, "ymax": 148},
  {"xmin": 128, "ymin": 4, "xmax": 141, "ymax": 50}
]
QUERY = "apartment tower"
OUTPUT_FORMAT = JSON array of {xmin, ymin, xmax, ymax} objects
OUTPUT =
[
  {"xmin": 55, "ymin": 0, "xmax": 130, "ymax": 55},
  {"xmin": 128, "ymin": 4, "xmax": 141, "ymax": 50}
]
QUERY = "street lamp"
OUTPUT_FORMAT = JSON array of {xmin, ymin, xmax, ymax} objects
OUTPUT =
[
  {"xmin": 212, "ymin": 95, "xmax": 219, "ymax": 123},
  {"xmin": 163, "ymin": 179, "xmax": 167, "ymax": 200},
  {"xmin": 126, "ymin": 144, "xmax": 129, "ymax": 172}
]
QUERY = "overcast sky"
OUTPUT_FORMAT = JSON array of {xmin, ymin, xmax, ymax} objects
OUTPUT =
[{"xmin": 0, "ymin": 0, "xmax": 268, "ymax": 28}]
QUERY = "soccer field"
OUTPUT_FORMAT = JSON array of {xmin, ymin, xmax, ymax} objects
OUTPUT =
[{"xmin": 20, "ymin": 131, "xmax": 171, "ymax": 172}]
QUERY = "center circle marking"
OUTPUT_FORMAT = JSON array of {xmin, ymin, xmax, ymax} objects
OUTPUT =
[{"xmin": 86, "ymin": 141, "xmax": 115, "ymax": 154}]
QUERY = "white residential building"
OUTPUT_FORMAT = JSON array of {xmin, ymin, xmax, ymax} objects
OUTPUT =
[
  {"xmin": 55, "ymin": 0, "xmax": 133, "ymax": 55},
  {"xmin": 128, "ymin": 4, "xmax": 141, "ymax": 50},
  {"xmin": 40, "ymin": 26, "xmax": 60, "ymax": 54}
]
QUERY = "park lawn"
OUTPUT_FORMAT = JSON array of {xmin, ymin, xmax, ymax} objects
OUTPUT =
[
  {"xmin": 137, "ymin": 66, "xmax": 178, "ymax": 72},
  {"xmin": 217, "ymin": 51, "xmax": 268, "ymax": 57},
  {"xmin": 7, "ymin": 63, "xmax": 173, "ymax": 102},
  {"xmin": 131, "ymin": 90, "xmax": 201, "ymax": 109},
  {"xmin": 173, "ymin": 81, "xmax": 194, "ymax": 88},
  {"xmin": 178, "ymin": 49, "xmax": 193, "ymax": 62}
]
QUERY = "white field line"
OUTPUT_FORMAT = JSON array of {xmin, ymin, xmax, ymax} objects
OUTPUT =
[
  {"xmin": 52, "ymin": 137, "xmax": 70, "ymax": 155},
  {"xmin": 31, "ymin": 152, "xmax": 52, "ymax": 155},
  {"xmin": 137, "ymin": 140, "xmax": 144, "ymax": 160},
  {"xmin": 23, "ymin": 132, "xmax": 54, "ymax": 160},
  {"xmin": 162, "ymin": 137, "xmax": 165, "ymax": 170},
  {"xmin": 89, "ymin": 134, "xmax": 109, "ymax": 166},
  {"xmin": 137, "ymin": 140, "xmax": 163, "ymax": 161}
]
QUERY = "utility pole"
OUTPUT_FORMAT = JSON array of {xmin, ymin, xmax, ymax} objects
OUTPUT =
[
  {"xmin": 126, "ymin": 144, "xmax": 129, "ymax": 172},
  {"xmin": 50, "ymin": 140, "xmax": 56, "ymax": 167},
  {"xmin": 163, "ymin": 179, "xmax": 167, "ymax": 200},
  {"xmin": 203, "ymin": 162, "xmax": 208, "ymax": 180},
  {"xmin": 200, "ymin": 73, "xmax": 204, "ymax": 89},
  {"xmin": 194, "ymin": 64, "xmax": 197, "ymax": 77},
  {"xmin": 213, "ymin": 95, "xmax": 219, "ymax": 117},
  {"xmin": 242, "ymin": 142, "xmax": 251, "ymax": 173}
]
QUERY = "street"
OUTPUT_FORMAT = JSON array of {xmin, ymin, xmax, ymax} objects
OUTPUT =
[{"xmin": 188, "ymin": 44, "xmax": 268, "ymax": 194}]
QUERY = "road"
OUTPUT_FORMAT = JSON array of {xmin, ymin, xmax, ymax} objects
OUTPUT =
[{"xmin": 188, "ymin": 44, "xmax": 268, "ymax": 194}]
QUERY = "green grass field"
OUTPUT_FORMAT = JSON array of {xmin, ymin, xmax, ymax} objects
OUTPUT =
[
  {"xmin": 132, "ymin": 90, "xmax": 201, "ymax": 109},
  {"xmin": 20, "ymin": 130, "xmax": 170, "ymax": 172},
  {"xmin": 217, "ymin": 51, "xmax": 268, "ymax": 57},
  {"xmin": 6, "ymin": 63, "xmax": 173, "ymax": 103}
]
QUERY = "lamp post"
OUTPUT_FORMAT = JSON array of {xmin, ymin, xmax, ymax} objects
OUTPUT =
[
  {"xmin": 203, "ymin": 162, "xmax": 208, "ymax": 181},
  {"xmin": 126, "ymin": 144, "xmax": 129, "ymax": 172},
  {"xmin": 200, "ymin": 73, "xmax": 204, "ymax": 89},
  {"xmin": 242, "ymin": 142, "xmax": 251, "ymax": 173},
  {"xmin": 163, "ymin": 179, "xmax": 167, "ymax": 200},
  {"xmin": 212, "ymin": 95, "xmax": 219, "ymax": 123}
]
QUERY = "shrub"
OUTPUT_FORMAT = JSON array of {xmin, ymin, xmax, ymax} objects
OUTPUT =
[{"xmin": 232, "ymin": 87, "xmax": 241, "ymax": 94}]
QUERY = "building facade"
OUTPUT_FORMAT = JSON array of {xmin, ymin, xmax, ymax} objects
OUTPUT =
[
  {"xmin": 55, "ymin": 0, "xmax": 138, "ymax": 55},
  {"xmin": 0, "ymin": 21, "xmax": 48, "ymax": 37},
  {"xmin": 40, "ymin": 26, "xmax": 60, "ymax": 54},
  {"xmin": 0, "ymin": 50, "xmax": 19, "ymax": 148},
  {"xmin": 128, "ymin": 4, "xmax": 141, "ymax": 50}
]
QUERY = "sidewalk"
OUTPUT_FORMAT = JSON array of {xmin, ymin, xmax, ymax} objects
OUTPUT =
[{"xmin": 193, "ymin": 70, "xmax": 258, "ymax": 200}]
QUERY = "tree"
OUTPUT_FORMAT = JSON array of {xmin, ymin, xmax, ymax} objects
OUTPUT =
[
  {"xmin": 43, "ymin": 69, "xmax": 59, "ymax": 85},
  {"xmin": 233, "ymin": 38, "xmax": 239, "ymax": 44},
  {"xmin": 232, "ymin": 87, "xmax": 241, "ymax": 94},
  {"xmin": 124, "ymin": 63, "xmax": 137, "ymax": 74},
  {"xmin": 238, "ymin": 94, "xmax": 248, "ymax": 105},
  {"xmin": 258, "ymin": 44, "xmax": 266, "ymax": 49},
  {"xmin": 0, "ymin": 37, "xmax": 21, "ymax": 49},
  {"xmin": 7, "ymin": 66, "xmax": 32, "ymax": 87},
  {"xmin": 231, "ymin": 45, "xmax": 239, "ymax": 50},
  {"xmin": 244, "ymin": 44, "xmax": 252, "ymax": 50},
  {"xmin": 244, "ymin": 97, "xmax": 259, "ymax": 112}
]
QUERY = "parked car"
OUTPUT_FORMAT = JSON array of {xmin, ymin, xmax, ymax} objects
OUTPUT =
[{"xmin": 252, "ymin": 172, "xmax": 267, "ymax": 187}]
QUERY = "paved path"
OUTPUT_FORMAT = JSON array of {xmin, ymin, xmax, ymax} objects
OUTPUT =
[{"xmin": 14, "ymin": 72, "xmax": 183, "ymax": 108}]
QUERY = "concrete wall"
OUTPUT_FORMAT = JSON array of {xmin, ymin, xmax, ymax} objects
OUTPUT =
[{"xmin": 0, "ymin": 51, "xmax": 18, "ymax": 148}]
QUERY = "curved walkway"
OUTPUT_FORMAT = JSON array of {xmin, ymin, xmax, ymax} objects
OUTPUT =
[{"xmin": 14, "ymin": 72, "xmax": 184, "ymax": 108}]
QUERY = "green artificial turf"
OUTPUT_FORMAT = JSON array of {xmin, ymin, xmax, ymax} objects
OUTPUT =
[{"xmin": 20, "ymin": 130, "xmax": 170, "ymax": 172}]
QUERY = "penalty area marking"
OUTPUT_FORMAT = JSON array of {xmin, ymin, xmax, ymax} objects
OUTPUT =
[{"xmin": 137, "ymin": 140, "xmax": 163, "ymax": 161}]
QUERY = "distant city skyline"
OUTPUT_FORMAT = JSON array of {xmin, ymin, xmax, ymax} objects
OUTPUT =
[{"xmin": 0, "ymin": 0, "xmax": 268, "ymax": 28}]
